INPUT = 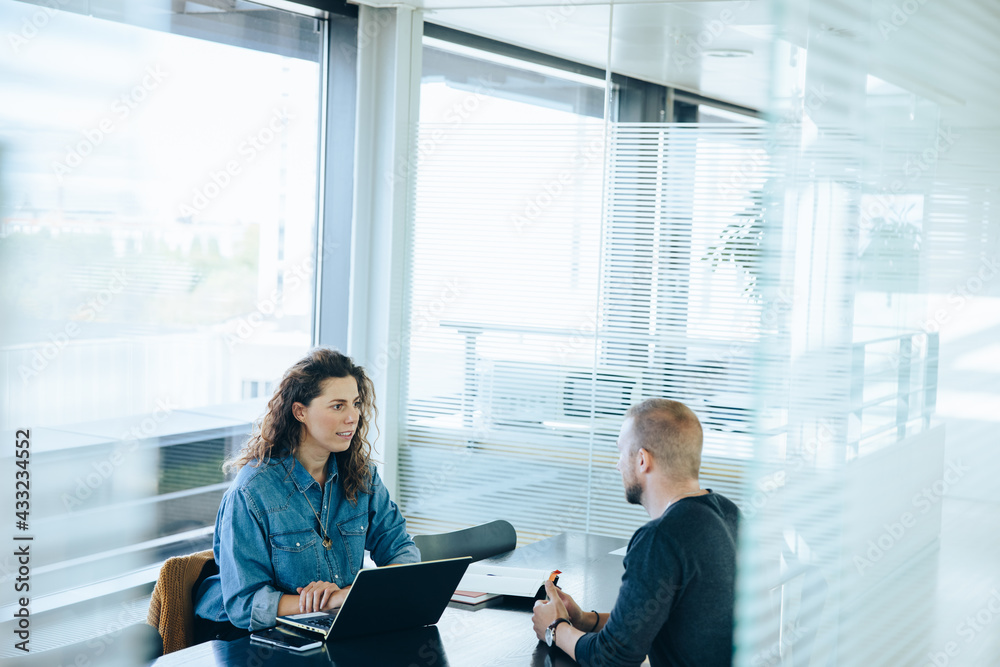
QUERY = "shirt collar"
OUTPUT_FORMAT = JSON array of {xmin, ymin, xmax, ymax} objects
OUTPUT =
[{"xmin": 282, "ymin": 454, "xmax": 339, "ymax": 493}]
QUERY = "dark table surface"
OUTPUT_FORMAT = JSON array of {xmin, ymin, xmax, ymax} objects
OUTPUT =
[{"xmin": 150, "ymin": 532, "xmax": 629, "ymax": 666}]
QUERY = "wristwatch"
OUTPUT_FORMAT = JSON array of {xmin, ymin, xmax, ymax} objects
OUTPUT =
[{"xmin": 546, "ymin": 618, "xmax": 571, "ymax": 647}]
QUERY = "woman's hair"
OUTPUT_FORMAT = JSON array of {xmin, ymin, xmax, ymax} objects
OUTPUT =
[{"xmin": 226, "ymin": 348, "xmax": 377, "ymax": 503}]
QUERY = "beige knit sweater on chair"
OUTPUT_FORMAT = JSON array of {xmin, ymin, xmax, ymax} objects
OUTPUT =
[{"xmin": 146, "ymin": 549, "xmax": 216, "ymax": 654}]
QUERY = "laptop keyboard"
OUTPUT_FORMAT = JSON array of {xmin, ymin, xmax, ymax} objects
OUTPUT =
[
  {"xmin": 295, "ymin": 615, "xmax": 336, "ymax": 630},
  {"xmin": 280, "ymin": 609, "xmax": 340, "ymax": 632}
]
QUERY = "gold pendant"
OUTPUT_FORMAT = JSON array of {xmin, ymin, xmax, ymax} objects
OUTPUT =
[{"xmin": 323, "ymin": 537, "xmax": 332, "ymax": 549}]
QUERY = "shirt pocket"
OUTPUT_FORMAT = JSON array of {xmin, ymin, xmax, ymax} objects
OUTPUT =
[
  {"xmin": 270, "ymin": 529, "xmax": 321, "ymax": 592},
  {"xmin": 337, "ymin": 512, "xmax": 368, "ymax": 574}
]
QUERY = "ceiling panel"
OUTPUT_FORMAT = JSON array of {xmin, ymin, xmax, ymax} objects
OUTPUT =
[
  {"xmin": 423, "ymin": 2, "xmax": 776, "ymax": 111},
  {"xmin": 396, "ymin": 0, "xmax": 1000, "ymax": 127}
]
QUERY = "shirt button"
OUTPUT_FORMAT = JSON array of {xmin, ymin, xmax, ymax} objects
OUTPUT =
[{"xmin": 296, "ymin": 542, "xmax": 301, "ymax": 547}]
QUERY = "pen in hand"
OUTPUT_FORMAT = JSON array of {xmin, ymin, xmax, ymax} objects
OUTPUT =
[{"xmin": 546, "ymin": 570, "xmax": 561, "ymax": 600}]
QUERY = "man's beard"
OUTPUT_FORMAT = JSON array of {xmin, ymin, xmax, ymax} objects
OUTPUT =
[{"xmin": 624, "ymin": 480, "xmax": 643, "ymax": 506}]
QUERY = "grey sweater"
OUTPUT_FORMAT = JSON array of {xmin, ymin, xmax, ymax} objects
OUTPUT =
[{"xmin": 574, "ymin": 492, "xmax": 740, "ymax": 667}]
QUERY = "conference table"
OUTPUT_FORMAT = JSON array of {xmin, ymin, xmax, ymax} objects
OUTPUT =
[{"xmin": 150, "ymin": 532, "xmax": 629, "ymax": 666}]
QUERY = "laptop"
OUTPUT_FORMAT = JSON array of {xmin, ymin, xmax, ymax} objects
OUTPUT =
[{"xmin": 276, "ymin": 557, "xmax": 472, "ymax": 641}]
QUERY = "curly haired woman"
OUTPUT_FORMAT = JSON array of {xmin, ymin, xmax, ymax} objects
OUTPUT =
[{"xmin": 192, "ymin": 349, "xmax": 419, "ymax": 641}]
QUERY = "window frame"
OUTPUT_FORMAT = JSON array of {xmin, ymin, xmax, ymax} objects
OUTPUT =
[{"xmin": 0, "ymin": 2, "xmax": 360, "ymax": 645}]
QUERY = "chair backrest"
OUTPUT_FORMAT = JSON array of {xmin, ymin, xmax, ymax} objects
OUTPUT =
[
  {"xmin": 147, "ymin": 549, "xmax": 216, "ymax": 654},
  {"xmin": 413, "ymin": 520, "xmax": 517, "ymax": 563}
]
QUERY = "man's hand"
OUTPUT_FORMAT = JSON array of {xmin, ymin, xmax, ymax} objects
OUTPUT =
[
  {"xmin": 547, "ymin": 581, "xmax": 585, "ymax": 627},
  {"xmin": 296, "ymin": 581, "xmax": 350, "ymax": 613},
  {"xmin": 532, "ymin": 580, "xmax": 570, "ymax": 641}
]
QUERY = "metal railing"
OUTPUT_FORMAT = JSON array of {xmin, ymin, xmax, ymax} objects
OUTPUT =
[{"xmin": 850, "ymin": 330, "xmax": 939, "ymax": 454}]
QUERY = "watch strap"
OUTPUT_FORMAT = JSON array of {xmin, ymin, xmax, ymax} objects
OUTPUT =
[{"xmin": 547, "ymin": 617, "xmax": 571, "ymax": 645}]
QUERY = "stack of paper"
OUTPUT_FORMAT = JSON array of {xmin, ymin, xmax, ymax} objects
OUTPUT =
[{"xmin": 450, "ymin": 590, "xmax": 503, "ymax": 606}]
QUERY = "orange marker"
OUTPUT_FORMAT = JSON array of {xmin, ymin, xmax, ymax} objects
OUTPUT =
[{"xmin": 536, "ymin": 570, "xmax": 563, "ymax": 601}]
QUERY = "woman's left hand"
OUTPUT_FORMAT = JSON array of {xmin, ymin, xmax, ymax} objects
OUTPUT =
[{"xmin": 296, "ymin": 580, "xmax": 351, "ymax": 613}]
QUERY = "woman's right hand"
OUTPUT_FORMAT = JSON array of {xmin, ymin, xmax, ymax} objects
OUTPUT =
[{"xmin": 296, "ymin": 580, "xmax": 349, "ymax": 612}]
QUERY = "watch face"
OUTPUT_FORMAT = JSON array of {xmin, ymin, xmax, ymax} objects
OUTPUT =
[{"xmin": 545, "ymin": 627, "xmax": 554, "ymax": 647}]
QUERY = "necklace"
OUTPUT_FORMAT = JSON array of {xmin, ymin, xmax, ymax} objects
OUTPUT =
[
  {"xmin": 282, "ymin": 458, "xmax": 334, "ymax": 549},
  {"xmin": 301, "ymin": 489, "xmax": 333, "ymax": 550},
  {"xmin": 667, "ymin": 489, "xmax": 706, "ymax": 508}
]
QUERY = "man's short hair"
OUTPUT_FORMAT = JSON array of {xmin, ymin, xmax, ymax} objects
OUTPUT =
[{"xmin": 624, "ymin": 399, "xmax": 703, "ymax": 480}]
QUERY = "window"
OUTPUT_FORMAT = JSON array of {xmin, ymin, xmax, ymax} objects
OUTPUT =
[
  {"xmin": 0, "ymin": 0, "xmax": 325, "ymax": 649},
  {"xmin": 397, "ymin": 32, "xmax": 765, "ymax": 543}
]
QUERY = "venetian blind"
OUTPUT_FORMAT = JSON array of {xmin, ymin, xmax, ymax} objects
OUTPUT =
[{"xmin": 397, "ymin": 122, "xmax": 770, "ymax": 543}]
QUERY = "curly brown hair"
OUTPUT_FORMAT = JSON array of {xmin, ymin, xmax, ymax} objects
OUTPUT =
[{"xmin": 226, "ymin": 348, "xmax": 377, "ymax": 504}]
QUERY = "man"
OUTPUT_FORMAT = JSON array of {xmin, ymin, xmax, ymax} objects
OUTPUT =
[{"xmin": 532, "ymin": 398, "xmax": 740, "ymax": 667}]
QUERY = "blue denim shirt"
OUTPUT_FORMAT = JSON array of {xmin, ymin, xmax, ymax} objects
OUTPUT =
[{"xmin": 193, "ymin": 454, "xmax": 419, "ymax": 630}]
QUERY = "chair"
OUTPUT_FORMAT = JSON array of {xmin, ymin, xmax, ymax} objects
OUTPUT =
[
  {"xmin": 413, "ymin": 520, "xmax": 517, "ymax": 562},
  {"xmin": 146, "ymin": 549, "xmax": 218, "ymax": 654}
]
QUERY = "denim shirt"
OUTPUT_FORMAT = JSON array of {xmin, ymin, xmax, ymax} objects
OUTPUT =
[{"xmin": 193, "ymin": 455, "xmax": 419, "ymax": 631}]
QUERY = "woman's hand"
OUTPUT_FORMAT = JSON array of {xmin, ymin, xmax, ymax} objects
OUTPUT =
[{"xmin": 295, "ymin": 581, "xmax": 351, "ymax": 613}]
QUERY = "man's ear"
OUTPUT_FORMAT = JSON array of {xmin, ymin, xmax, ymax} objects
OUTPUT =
[{"xmin": 636, "ymin": 447, "xmax": 654, "ymax": 474}]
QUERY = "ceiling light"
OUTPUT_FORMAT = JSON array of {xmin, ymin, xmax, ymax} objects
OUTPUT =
[{"xmin": 703, "ymin": 49, "xmax": 754, "ymax": 59}]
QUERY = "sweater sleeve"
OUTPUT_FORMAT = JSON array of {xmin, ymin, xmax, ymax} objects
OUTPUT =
[{"xmin": 574, "ymin": 524, "xmax": 683, "ymax": 667}]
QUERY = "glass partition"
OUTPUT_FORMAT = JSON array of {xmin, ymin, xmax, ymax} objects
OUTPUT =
[{"xmin": 398, "ymin": 2, "xmax": 1000, "ymax": 665}]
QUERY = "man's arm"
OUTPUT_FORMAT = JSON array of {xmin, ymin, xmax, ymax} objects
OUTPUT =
[
  {"xmin": 549, "ymin": 585, "xmax": 609, "ymax": 633},
  {"xmin": 585, "ymin": 611, "xmax": 608, "ymax": 632},
  {"xmin": 532, "ymin": 582, "xmax": 611, "ymax": 659},
  {"xmin": 535, "ymin": 581, "xmax": 623, "ymax": 661},
  {"xmin": 573, "ymin": 526, "xmax": 681, "ymax": 667},
  {"xmin": 555, "ymin": 623, "xmax": 585, "ymax": 660},
  {"xmin": 532, "ymin": 581, "xmax": 583, "ymax": 660}
]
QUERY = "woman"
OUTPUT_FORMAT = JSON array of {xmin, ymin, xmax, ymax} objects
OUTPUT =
[{"xmin": 192, "ymin": 348, "xmax": 420, "ymax": 641}]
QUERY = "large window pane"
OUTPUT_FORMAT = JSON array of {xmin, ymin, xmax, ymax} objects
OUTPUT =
[
  {"xmin": 0, "ymin": 0, "xmax": 323, "ymax": 653},
  {"xmin": 401, "ymin": 36, "xmax": 612, "ymax": 542},
  {"xmin": 1, "ymin": 3, "xmax": 321, "ymax": 428}
]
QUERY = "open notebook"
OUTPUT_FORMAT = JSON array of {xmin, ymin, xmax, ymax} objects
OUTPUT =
[{"xmin": 452, "ymin": 563, "xmax": 558, "ymax": 601}]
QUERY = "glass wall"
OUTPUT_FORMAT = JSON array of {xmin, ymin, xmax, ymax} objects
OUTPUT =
[
  {"xmin": 396, "ymin": 2, "xmax": 1000, "ymax": 665},
  {"xmin": 735, "ymin": 0, "xmax": 1000, "ymax": 664},
  {"xmin": 0, "ymin": 0, "xmax": 324, "ymax": 655}
]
